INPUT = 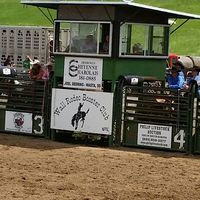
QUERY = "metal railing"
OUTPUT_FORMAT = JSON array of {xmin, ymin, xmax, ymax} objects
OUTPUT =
[
  {"xmin": 0, "ymin": 75, "xmax": 52, "ymax": 137},
  {"xmin": 113, "ymin": 78, "xmax": 197, "ymax": 153}
]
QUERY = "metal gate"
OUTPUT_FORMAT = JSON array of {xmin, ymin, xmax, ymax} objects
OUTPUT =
[
  {"xmin": 192, "ymin": 96, "xmax": 200, "ymax": 154},
  {"xmin": 0, "ymin": 74, "xmax": 51, "ymax": 137},
  {"xmin": 114, "ymin": 80, "xmax": 195, "ymax": 153}
]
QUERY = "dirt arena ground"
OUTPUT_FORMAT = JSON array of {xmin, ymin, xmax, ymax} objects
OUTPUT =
[{"xmin": 0, "ymin": 133, "xmax": 200, "ymax": 200}]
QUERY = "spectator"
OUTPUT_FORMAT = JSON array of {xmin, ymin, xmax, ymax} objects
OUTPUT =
[
  {"xmin": 174, "ymin": 61, "xmax": 185, "ymax": 79},
  {"xmin": 4, "ymin": 56, "xmax": 13, "ymax": 67},
  {"xmin": 42, "ymin": 62, "xmax": 54, "ymax": 80},
  {"xmin": 29, "ymin": 63, "xmax": 44, "ymax": 80},
  {"xmin": 101, "ymin": 35, "xmax": 109, "ymax": 53},
  {"xmin": 23, "ymin": 55, "xmax": 33, "ymax": 72},
  {"xmin": 81, "ymin": 34, "xmax": 97, "ymax": 53},
  {"xmin": 30, "ymin": 57, "xmax": 40, "ymax": 65},
  {"xmin": 184, "ymin": 66, "xmax": 200, "ymax": 95},
  {"xmin": 65, "ymin": 36, "xmax": 81, "ymax": 53},
  {"xmin": 132, "ymin": 43, "xmax": 143, "ymax": 54},
  {"xmin": 166, "ymin": 67, "xmax": 184, "ymax": 89},
  {"xmin": 0, "ymin": 65, "xmax": 17, "ymax": 77}
]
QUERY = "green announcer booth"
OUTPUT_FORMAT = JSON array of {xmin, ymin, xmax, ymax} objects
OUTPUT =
[
  {"xmin": 21, "ymin": 1, "xmax": 200, "ymax": 88},
  {"xmin": 21, "ymin": 1, "xmax": 200, "ymax": 144}
]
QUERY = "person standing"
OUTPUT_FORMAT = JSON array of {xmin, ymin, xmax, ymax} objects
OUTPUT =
[
  {"xmin": 174, "ymin": 61, "xmax": 185, "ymax": 78},
  {"xmin": 29, "ymin": 63, "xmax": 44, "ymax": 80},
  {"xmin": 184, "ymin": 66, "xmax": 200, "ymax": 95},
  {"xmin": 4, "ymin": 56, "xmax": 13, "ymax": 67},
  {"xmin": 166, "ymin": 67, "xmax": 184, "ymax": 89},
  {"xmin": 23, "ymin": 55, "xmax": 33, "ymax": 72},
  {"xmin": 42, "ymin": 62, "xmax": 54, "ymax": 80},
  {"xmin": 102, "ymin": 35, "xmax": 109, "ymax": 53}
]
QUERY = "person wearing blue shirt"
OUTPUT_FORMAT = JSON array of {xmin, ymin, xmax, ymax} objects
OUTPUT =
[
  {"xmin": 186, "ymin": 66, "xmax": 200, "ymax": 96},
  {"xmin": 174, "ymin": 61, "xmax": 185, "ymax": 78},
  {"xmin": 167, "ymin": 67, "xmax": 185, "ymax": 89}
]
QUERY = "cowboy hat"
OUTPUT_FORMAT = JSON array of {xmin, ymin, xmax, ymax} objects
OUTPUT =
[{"xmin": 170, "ymin": 66, "xmax": 179, "ymax": 73}]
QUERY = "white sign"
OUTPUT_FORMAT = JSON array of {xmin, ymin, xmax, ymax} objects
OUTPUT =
[
  {"xmin": 63, "ymin": 57, "xmax": 103, "ymax": 90},
  {"xmin": 51, "ymin": 88, "xmax": 113, "ymax": 135},
  {"xmin": 3, "ymin": 68, "xmax": 11, "ymax": 75},
  {"xmin": 137, "ymin": 123, "xmax": 172, "ymax": 148},
  {"xmin": 5, "ymin": 111, "xmax": 32, "ymax": 133}
]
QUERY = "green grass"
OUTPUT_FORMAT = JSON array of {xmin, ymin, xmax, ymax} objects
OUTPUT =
[
  {"xmin": 135, "ymin": 0, "xmax": 200, "ymax": 56},
  {"xmin": 0, "ymin": 0, "xmax": 55, "ymax": 26},
  {"xmin": 1, "ymin": 0, "xmax": 200, "ymax": 55}
]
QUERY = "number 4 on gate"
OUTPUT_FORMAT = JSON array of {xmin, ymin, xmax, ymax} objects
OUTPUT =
[{"xmin": 174, "ymin": 130, "xmax": 185, "ymax": 149}]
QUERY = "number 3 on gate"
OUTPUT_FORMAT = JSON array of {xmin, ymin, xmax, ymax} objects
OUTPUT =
[
  {"xmin": 33, "ymin": 115, "xmax": 44, "ymax": 135},
  {"xmin": 174, "ymin": 130, "xmax": 185, "ymax": 149}
]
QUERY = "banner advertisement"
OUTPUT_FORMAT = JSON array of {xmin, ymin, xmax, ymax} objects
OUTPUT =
[
  {"xmin": 5, "ymin": 111, "xmax": 32, "ymax": 133},
  {"xmin": 63, "ymin": 57, "xmax": 103, "ymax": 90},
  {"xmin": 51, "ymin": 88, "xmax": 113, "ymax": 135},
  {"xmin": 137, "ymin": 123, "xmax": 172, "ymax": 148}
]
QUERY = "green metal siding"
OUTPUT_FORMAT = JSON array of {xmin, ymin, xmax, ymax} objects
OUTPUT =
[
  {"xmin": 54, "ymin": 55, "xmax": 65, "ymax": 77},
  {"xmin": 103, "ymin": 58, "xmax": 166, "ymax": 80},
  {"xmin": 54, "ymin": 55, "xmax": 166, "ymax": 81}
]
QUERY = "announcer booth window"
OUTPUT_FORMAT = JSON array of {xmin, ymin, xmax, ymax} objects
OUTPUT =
[
  {"xmin": 119, "ymin": 23, "xmax": 169, "ymax": 58},
  {"xmin": 54, "ymin": 20, "xmax": 112, "ymax": 57}
]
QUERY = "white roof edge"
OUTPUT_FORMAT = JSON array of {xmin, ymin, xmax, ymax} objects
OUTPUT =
[
  {"xmin": 20, "ymin": 1, "xmax": 200, "ymax": 19},
  {"xmin": 20, "ymin": 1, "xmax": 125, "ymax": 5},
  {"xmin": 128, "ymin": 2, "xmax": 200, "ymax": 19}
]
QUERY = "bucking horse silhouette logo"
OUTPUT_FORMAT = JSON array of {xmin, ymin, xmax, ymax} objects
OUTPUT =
[{"xmin": 71, "ymin": 103, "xmax": 89, "ymax": 130}]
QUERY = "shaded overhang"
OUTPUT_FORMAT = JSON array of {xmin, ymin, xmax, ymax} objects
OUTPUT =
[{"xmin": 20, "ymin": 1, "xmax": 200, "ymax": 20}]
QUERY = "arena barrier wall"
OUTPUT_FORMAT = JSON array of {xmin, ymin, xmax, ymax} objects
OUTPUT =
[
  {"xmin": 0, "ymin": 74, "xmax": 51, "ymax": 137},
  {"xmin": 113, "ymin": 78, "xmax": 199, "ymax": 154}
]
